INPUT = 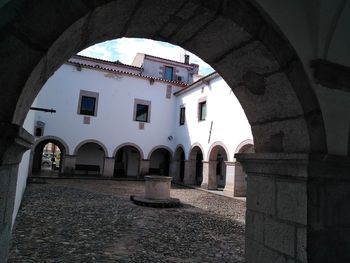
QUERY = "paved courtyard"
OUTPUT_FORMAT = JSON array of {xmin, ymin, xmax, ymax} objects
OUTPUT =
[{"xmin": 9, "ymin": 179, "xmax": 246, "ymax": 263}]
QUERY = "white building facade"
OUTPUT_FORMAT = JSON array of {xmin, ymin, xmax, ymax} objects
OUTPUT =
[{"xmin": 25, "ymin": 54, "xmax": 253, "ymax": 198}]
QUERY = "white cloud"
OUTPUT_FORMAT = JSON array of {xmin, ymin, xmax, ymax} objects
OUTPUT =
[
  {"xmin": 78, "ymin": 43, "xmax": 112, "ymax": 61},
  {"xmin": 78, "ymin": 38, "xmax": 214, "ymax": 76}
]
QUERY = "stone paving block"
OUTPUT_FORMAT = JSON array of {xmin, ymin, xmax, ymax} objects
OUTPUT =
[
  {"xmin": 264, "ymin": 217, "xmax": 295, "ymax": 257},
  {"xmin": 246, "ymin": 174, "xmax": 275, "ymax": 215},
  {"xmin": 277, "ymin": 180, "xmax": 307, "ymax": 224},
  {"xmin": 9, "ymin": 180, "xmax": 247, "ymax": 262}
]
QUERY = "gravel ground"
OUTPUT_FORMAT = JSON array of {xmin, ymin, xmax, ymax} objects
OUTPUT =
[{"xmin": 9, "ymin": 179, "xmax": 246, "ymax": 263}]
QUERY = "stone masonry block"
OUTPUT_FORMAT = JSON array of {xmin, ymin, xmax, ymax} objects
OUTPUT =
[
  {"xmin": 0, "ymin": 224, "xmax": 11, "ymax": 262},
  {"xmin": 246, "ymin": 239, "xmax": 287, "ymax": 263},
  {"xmin": 277, "ymin": 181, "xmax": 307, "ymax": 224},
  {"xmin": 172, "ymin": 7, "xmax": 216, "ymax": 45},
  {"xmin": 251, "ymin": 117, "xmax": 310, "ymax": 153},
  {"xmin": 264, "ymin": 217, "xmax": 295, "ymax": 257},
  {"xmin": 125, "ymin": 0, "xmax": 186, "ymax": 38},
  {"xmin": 0, "ymin": 167, "xmax": 10, "ymax": 225},
  {"xmin": 234, "ymin": 72, "xmax": 304, "ymax": 124},
  {"xmin": 246, "ymin": 175, "xmax": 275, "ymax": 215},
  {"xmin": 326, "ymin": 182, "xmax": 350, "ymax": 226},
  {"xmin": 246, "ymin": 210, "xmax": 264, "ymax": 243},
  {"xmin": 213, "ymin": 41, "xmax": 280, "ymax": 89},
  {"xmin": 183, "ymin": 16, "xmax": 251, "ymax": 64},
  {"xmin": 297, "ymin": 227, "xmax": 307, "ymax": 263}
]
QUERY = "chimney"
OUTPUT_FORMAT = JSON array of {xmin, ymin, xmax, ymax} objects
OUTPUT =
[{"xmin": 184, "ymin": 54, "xmax": 190, "ymax": 64}]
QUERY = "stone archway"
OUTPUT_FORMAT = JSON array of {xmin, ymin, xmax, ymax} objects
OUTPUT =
[
  {"xmin": 148, "ymin": 147, "xmax": 172, "ymax": 176},
  {"xmin": 205, "ymin": 142, "xmax": 229, "ymax": 190},
  {"xmin": 172, "ymin": 145, "xmax": 186, "ymax": 182},
  {"xmin": 74, "ymin": 140, "xmax": 107, "ymax": 176},
  {"xmin": 0, "ymin": 1, "xmax": 333, "ymax": 262},
  {"xmin": 187, "ymin": 144, "xmax": 204, "ymax": 186},
  {"xmin": 234, "ymin": 140, "xmax": 254, "ymax": 197},
  {"xmin": 113, "ymin": 144, "xmax": 142, "ymax": 177},
  {"xmin": 31, "ymin": 136, "xmax": 69, "ymax": 175}
]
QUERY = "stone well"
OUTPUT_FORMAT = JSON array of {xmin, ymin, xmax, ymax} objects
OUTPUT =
[{"xmin": 130, "ymin": 175, "xmax": 181, "ymax": 208}]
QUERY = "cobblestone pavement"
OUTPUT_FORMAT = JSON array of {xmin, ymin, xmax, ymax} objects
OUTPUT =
[{"xmin": 9, "ymin": 179, "xmax": 246, "ymax": 263}]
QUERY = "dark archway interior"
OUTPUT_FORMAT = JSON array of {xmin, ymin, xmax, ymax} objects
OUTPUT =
[
  {"xmin": 149, "ymin": 148, "xmax": 171, "ymax": 176},
  {"xmin": 209, "ymin": 145, "xmax": 229, "ymax": 189},
  {"xmin": 174, "ymin": 147, "xmax": 186, "ymax": 182},
  {"xmin": 114, "ymin": 146, "xmax": 141, "ymax": 177},
  {"xmin": 189, "ymin": 146, "xmax": 203, "ymax": 186},
  {"xmin": 75, "ymin": 142, "xmax": 105, "ymax": 176},
  {"xmin": 32, "ymin": 140, "xmax": 65, "ymax": 174}
]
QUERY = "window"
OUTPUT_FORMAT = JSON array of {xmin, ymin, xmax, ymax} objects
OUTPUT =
[
  {"xmin": 136, "ymin": 104, "xmax": 149, "ymax": 122},
  {"xmin": 35, "ymin": 127, "xmax": 43, "ymax": 137},
  {"xmin": 78, "ymin": 90, "xmax": 99, "ymax": 116},
  {"xmin": 80, "ymin": 96, "xmax": 96, "ymax": 115},
  {"xmin": 134, "ymin": 99, "xmax": 151, "ymax": 123},
  {"xmin": 179, "ymin": 106, "xmax": 185, "ymax": 125},
  {"xmin": 198, "ymin": 100, "xmax": 207, "ymax": 121},
  {"xmin": 164, "ymin": 66, "xmax": 173, "ymax": 81}
]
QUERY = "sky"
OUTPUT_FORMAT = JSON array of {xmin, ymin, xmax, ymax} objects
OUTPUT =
[{"xmin": 78, "ymin": 38, "xmax": 214, "ymax": 76}]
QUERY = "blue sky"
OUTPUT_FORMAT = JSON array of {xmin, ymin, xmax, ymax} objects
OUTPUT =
[{"xmin": 78, "ymin": 38, "xmax": 214, "ymax": 76}]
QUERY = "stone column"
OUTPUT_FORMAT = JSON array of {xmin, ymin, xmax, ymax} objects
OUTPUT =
[
  {"xmin": 201, "ymin": 161, "xmax": 209, "ymax": 189},
  {"xmin": 307, "ymin": 154, "xmax": 350, "ymax": 263},
  {"xmin": 168, "ymin": 159, "xmax": 178, "ymax": 182},
  {"xmin": 237, "ymin": 153, "xmax": 308, "ymax": 263},
  {"xmin": 202, "ymin": 161, "xmax": 217, "ymax": 190},
  {"xmin": 234, "ymin": 162, "xmax": 247, "ymax": 197},
  {"xmin": 223, "ymin": 161, "xmax": 235, "ymax": 196},
  {"xmin": 0, "ymin": 124, "xmax": 33, "ymax": 262},
  {"xmin": 103, "ymin": 157, "xmax": 115, "ymax": 177},
  {"xmin": 139, "ymin": 159, "xmax": 150, "ymax": 176},
  {"xmin": 63, "ymin": 154, "xmax": 76, "ymax": 175},
  {"xmin": 183, "ymin": 160, "xmax": 195, "ymax": 185}
]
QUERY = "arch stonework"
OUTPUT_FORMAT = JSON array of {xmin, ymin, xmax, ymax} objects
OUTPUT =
[
  {"xmin": 174, "ymin": 144, "xmax": 186, "ymax": 159},
  {"xmin": 234, "ymin": 139, "xmax": 254, "ymax": 154},
  {"xmin": 3, "ymin": 0, "xmax": 325, "ymax": 155},
  {"xmin": 1, "ymin": 1, "xmax": 344, "ymax": 262},
  {"xmin": 188, "ymin": 143, "xmax": 205, "ymax": 161},
  {"xmin": 33, "ymin": 135, "xmax": 70, "ymax": 155},
  {"xmin": 207, "ymin": 141, "xmax": 230, "ymax": 161},
  {"xmin": 112, "ymin": 142, "xmax": 144, "ymax": 160},
  {"xmin": 147, "ymin": 145, "xmax": 173, "ymax": 160},
  {"xmin": 73, "ymin": 139, "xmax": 108, "ymax": 157}
]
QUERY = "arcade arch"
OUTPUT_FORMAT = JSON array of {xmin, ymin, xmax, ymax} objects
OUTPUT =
[
  {"xmin": 74, "ymin": 140, "xmax": 108, "ymax": 176},
  {"xmin": 31, "ymin": 136, "xmax": 69, "ymax": 175},
  {"xmin": 113, "ymin": 144, "xmax": 142, "ymax": 177},
  {"xmin": 205, "ymin": 142, "xmax": 229, "ymax": 190},
  {"xmin": 173, "ymin": 145, "xmax": 186, "ymax": 183},
  {"xmin": 148, "ymin": 146, "xmax": 172, "ymax": 176},
  {"xmin": 188, "ymin": 144, "xmax": 204, "ymax": 186}
]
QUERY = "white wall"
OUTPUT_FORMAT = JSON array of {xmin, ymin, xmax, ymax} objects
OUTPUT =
[
  {"xmin": 12, "ymin": 101, "xmax": 36, "ymax": 225},
  {"xmin": 34, "ymin": 63, "xmax": 182, "ymax": 159},
  {"xmin": 174, "ymin": 76, "xmax": 253, "ymax": 161}
]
